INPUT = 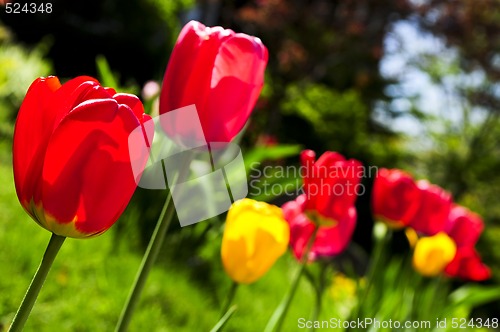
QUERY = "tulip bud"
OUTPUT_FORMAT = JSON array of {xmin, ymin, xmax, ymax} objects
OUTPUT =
[
  {"xmin": 160, "ymin": 20, "xmax": 268, "ymax": 144},
  {"xmin": 221, "ymin": 199, "xmax": 290, "ymax": 284}
]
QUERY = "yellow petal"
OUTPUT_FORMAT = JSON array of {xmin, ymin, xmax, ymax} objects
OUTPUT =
[
  {"xmin": 221, "ymin": 199, "xmax": 290, "ymax": 284},
  {"xmin": 413, "ymin": 232, "xmax": 457, "ymax": 277}
]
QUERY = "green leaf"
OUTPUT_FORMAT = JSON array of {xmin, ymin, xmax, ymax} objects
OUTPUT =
[
  {"xmin": 96, "ymin": 55, "xmax": 119, "ymax": 90},
  {"xmin": 449, "ymin": 285, "xmax": 500, "ymax": 309},
  {"xmin": 244, "ymin": 144, "xmax": 302, "ymax": 171}
]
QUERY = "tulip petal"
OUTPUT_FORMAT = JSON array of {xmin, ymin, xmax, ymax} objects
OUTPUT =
[
  {"xmin": 50, "ymin": 76, "xmax": 101, "ymax": 129},
  {"xmin": 372, "ymin": 168, "xmax": 422, "ymax": 226},
  {"xmin": 409, "ymin": 181, "xmax": 452, "ymax": 236},
  {"xmin": 445, "ymin": 205, "xmax": 484, "ymax": 248},
  {"xmin": 314, "ymin": 206, "xmax": 357, "ymax": 256},
  {"xmin": 204, "ymin": 36, "xmax": 268, "ymax": 141},
  {"xmin": 211, "ymin": 34, "xmax": 268, "ymax": 88},
  {"xmin": 13, "ymin": 76, "xmax": 61, "ymax": 209},
  {"xmin": 300, "ymin": 150, "xmax": 361, "ymax": 222},
  {"xmin": 161, "ymin": 21, "xmax": 232, "ymax": 113},
  {"xmin": 160, "ymin": 21, "xmax": 268, "ymax": 143},
  {"xmin": 113, "ymin": 93, "xmax": 145, "ymax": 120},
  {"xmin": 222, "ymin": 199, "xmax": 289, "ymax": 284},
  {"xmin": 413, "ymin": 232, "xmax": 457, "ymax": 277},
  {"xmin": 445, "ymin": 247, "xmax": 491, "ymax": 281},
  {"xmin": 160, "ymin": 22, "xmax": 236, "ymax": 143},
  {"xmin": 41, "ymin": 99, "xmax": 141, "ymax": 237},
  {"xmin": 222, "ymin": 237, "xmax": 249, "ymax": 283},
  {"xmin": 284, "ymin": 190, "xmax": 357, "ymax": 261}
]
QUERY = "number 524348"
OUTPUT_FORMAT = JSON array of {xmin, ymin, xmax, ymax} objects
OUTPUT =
[{"xmin": 5, "ymin": 3, "xmax": 53, "ymax": 14}]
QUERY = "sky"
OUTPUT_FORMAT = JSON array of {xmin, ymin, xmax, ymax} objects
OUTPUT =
[{"xmin": 376, "ymin": 19, "xmax": 488, "ymax": 138}]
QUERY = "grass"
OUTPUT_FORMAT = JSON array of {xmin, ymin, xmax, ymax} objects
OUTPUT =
[{"xmin": 0, "ymin": 139, "xmax": 343, "ymax": 332}]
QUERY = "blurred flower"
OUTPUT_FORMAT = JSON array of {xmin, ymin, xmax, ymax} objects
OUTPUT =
[
  {"xmin": 256, "ymin": 133, "xmax": 278, "ymax": 147},
  {"xmin": 443, "ymin": 204, "xmax": 490, "ymax": 281},
  {"xmin": 408, "ymin": 180, "xmax": 452, "ymax": 236},
  {"xmin": 329, "ymin": 273, "xmax": 358, "ymax": 302},
  {"xmin": 413, "ymin": 232, "xmax": 457, "ymax": 277},
  {"xmin": 372, "ymin": 168, "xmax": 421, "ymax": 228},
  {"xmin": 412, "ymin": 205, "xmax": 491, "ymax": 281},
  {"xmin": 221, "ymin": 199, "xmax": 289, "ymax": 284},
  {"xmin": 160, "ymin": 20, "xmax": 268, "ymax": 143},
  {"xmin": 445, "ymin": 247, "xmax": 491, "ymax": 281},
  {"xmin": 13, "ymin": 76, "xmax": 151, "ymax": 238},
  {"xmin": 282, "ymin": 150, "xmax": 362, "ymax": 261},
  {"xmin": 141, "ymin": 80, "xmax": 160, "ymax": 101},
  {"xmin": 329, "ymin": 273, "xmax": 360, "ymax": 317},
  {"xmin": 445, "ymin": 204, "xmax": 484, "ymax": 248}
]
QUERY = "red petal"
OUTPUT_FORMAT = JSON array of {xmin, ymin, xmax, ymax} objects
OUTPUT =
[
  {"xmin": 160, "ymin": 21, "xmax": 232, "ymax": 115},
  {"xmin": 113, "ymin": 93, "xmax": 145, "ymax": 120},
  {"xmin": 445, "ymin": 247, "xmax": 491, "ymax": 281},
  {"xmin": 160, "ymin": 21, "xmax": 268, "ymax": 143},
  {"xmin": 13, "ymin": 76, "xmax": 61, "ymax": 209},
  {"xmin": 41, "ymin": 99, "xmax": 141, "ymax": 236},
  {"xmin": 50, "ymin": 76, "xmax": 100, "ymax": 129},
  {"xmin": 445, "ymin": 205, "xmax": 484, "ymax": 248},
  {"xmin": 203, "ymin": 35, "xmax": 267, "ymax": 142},
  {"xmin": 314, "ymin": 206, "xmax": 357, "ymax": 256},
  {"xmin": 409, "ymin": 181, "xmax": 452, "ymax": 236},
  {"xmin": 283, "ymin": 195, "xmax": 356, "ymax": 260},
  {"xmin": 372, "ymin": 168, "xmax": 421, "ymax": 226}
]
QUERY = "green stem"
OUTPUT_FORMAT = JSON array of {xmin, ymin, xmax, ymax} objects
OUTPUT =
[
  {"xmin": 115, "ymin": 191, "xmax": 175, "ymax": 332},
  {"xmin": 210, "ymin": 305, "xmax": 238, "ymax": 332},
  {"xmin": 115, "ymin": 154, "xmax": 193, "ymax": 332},
  {"xmin": 9, "ymin": 233, "xmax": 66, "ymax": 332},
  {"xmin": 351, "ymin": 223, "xmax": 392, "ymax": 320},
  {"xmin": 220, "ymin": 281, "xmax": 238, "ymax": 318},
  {"xmin": 264, "ymin": 226, "xmax": 319, "ymax": 332},
  {"xmin": 309, "ymin": 263, "xmax": 327, "ymax": 332}
]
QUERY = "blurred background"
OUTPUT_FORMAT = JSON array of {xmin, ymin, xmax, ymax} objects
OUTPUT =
[{"xmin": 1, "ymin": 0, "xmax": 500, "ymax": 331}]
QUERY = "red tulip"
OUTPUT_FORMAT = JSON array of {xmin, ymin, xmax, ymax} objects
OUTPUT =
[
  {"xmin": 372, "ymin": 168, "xmax": 421, "ymax": 227},
  {"xmin": 301, "ymin": 150, "xmax": 362, "ymax": 222},
  {"xmin": 442, "ymin": 204, "xmax": 490, "ymax": 281},
  {"xmin": 283, "ymin": 195, "xmax": 356, "ymax": 261},
  {"xmin": 445, "ymin": 247, "xmax": 491, "ymax": 281},
  {"xmin": 13, "ymin": 76, "xmax": 151, "ymax": 238},
  {"xmin": 282, "ymin": 150, "xmax": 362, "ymax": 260},
  {"xmin": 445, "ymin": 204, "xmax": 484, "ymax": 248},
  {"xmin": 160, "ymin": 20, "xmax": 268, "ymax": 144},
  {"xmin": 408, "ymin": 180, "xmax": 452, "ymax": 236}
]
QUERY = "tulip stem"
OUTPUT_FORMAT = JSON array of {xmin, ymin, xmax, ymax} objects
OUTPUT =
[
  {"xmin": 264, "ymin": 226, "xmax": 319, "ymax": 332},
  {"xmin": 210, "ymin": 305, "xmax": 238, "ymax": 332},
  {"xmin": 350, "ymin": 223, "xmax": 392, "ymax": 320},
  {"xmin": 309, "ymin": 263, "xmax": 327, "ymax": 332},
  {"xmin": 220, "ymin": 281, "xmax": 238, "ymax": 318},
  {"xmin": 115, "ymin": 188, "xmax": 175, "ymax": 332},
  {"xmin": 8, "ymin": 233, "xmax": 66, "ymax": 332},
  {"xmin": 115, "ymin": 154, "xmax": 193, "ymax": 332}
]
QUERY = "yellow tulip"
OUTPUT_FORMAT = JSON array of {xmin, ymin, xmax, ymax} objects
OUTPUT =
[
  {"xmin": 221, "ymin": 199, "xmax": 290, "ymax": 284},
  {"xmin": 412, "ymin": 232, "xmax": 457, "ymax": 277}
]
